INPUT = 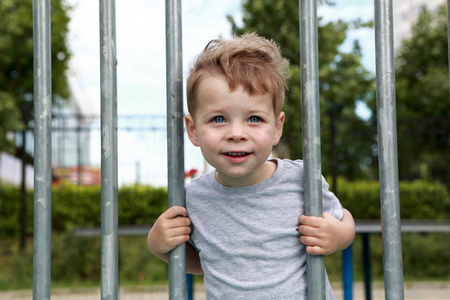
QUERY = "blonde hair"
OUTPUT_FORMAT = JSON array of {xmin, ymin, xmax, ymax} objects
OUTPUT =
[{"xmin": 186, "ymin": 33, "xmax": 289, "ymax": 115}]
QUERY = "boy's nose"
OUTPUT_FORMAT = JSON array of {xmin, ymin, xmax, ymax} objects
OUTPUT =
[{"xmin": 226, "ymin": 123, "xmax": 247, "ymax": 141}]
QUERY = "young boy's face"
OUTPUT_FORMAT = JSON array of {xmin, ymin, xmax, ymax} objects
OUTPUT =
[{"xmin": 185, "ymin": 75, "xmax": 285, "ymax": 187}]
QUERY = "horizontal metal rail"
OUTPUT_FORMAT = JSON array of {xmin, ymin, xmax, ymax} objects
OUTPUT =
[{"xmin": 73, "ymin": 220, "xmax": 450, "ymax": 237}]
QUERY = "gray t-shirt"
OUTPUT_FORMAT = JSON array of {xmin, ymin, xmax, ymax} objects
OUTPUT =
[{"xmin": 186, "ymin": 159, "xmax": 343, "ymax": 299}]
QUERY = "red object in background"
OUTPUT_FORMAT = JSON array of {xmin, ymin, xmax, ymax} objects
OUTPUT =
[
  {"xmin": 53, "ymin": 166, "xmax": 101, "ymax": 186},
  {"xmin": 184, "ymin": 168, "xmax": 198, "ymax": 178}
]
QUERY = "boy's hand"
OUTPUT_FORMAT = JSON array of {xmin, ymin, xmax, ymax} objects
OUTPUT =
[
  {"xmin": 147, "ymin": 206, "xmax": 191, "ymax": 260},
  {"xmin": 298, "ymin": 210, "xmax": 355, "ymax": 256}
]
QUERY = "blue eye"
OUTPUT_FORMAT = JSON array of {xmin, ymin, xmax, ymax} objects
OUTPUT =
[
  {"xmin": 249, "ymin": 116, "xmax": 261, "ymax": 123},
  {"xmin": 213, "ymin": 116, "xmax": 225, "ymax": 123}
]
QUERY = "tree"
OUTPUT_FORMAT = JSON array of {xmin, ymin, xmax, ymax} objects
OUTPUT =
[
  {"xmin": 0, "ymin": 0, "xmax": 71, "ymax": 250},
  {"xmin": 228, "ymin": 0, "xmax": 377, "ymax": 181},
  {"xmin": 392, "ymin": 4, "xmax": 450, "ymax": 187},
  {"xmin": 0, "ymin": 0, "xmax": 71, "ymax": 153}
]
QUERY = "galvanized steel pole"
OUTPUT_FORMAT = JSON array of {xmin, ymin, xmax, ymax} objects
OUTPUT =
[
  {"xmin": 100, "ymin": 0, "xmax": 119, "ymax": 299},
  {"xmin": 32, "ymin": 0, "xmax": 52, "ymax": 298},
  {"xmin": 374, "ymin": 1, "xmax": 405, "ymax": 299},
  {"xmin": 299, "ymin": 0, "xmax": 325, "ymax": 299},
  {"xmin": 165, "ymin": 0, "xmax": 186, "ymax": 299}
]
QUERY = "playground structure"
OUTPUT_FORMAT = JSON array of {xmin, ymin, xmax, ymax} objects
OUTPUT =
[{"xmin": 31, "ymin": 0, "xmax": 450, "ymax": 299}]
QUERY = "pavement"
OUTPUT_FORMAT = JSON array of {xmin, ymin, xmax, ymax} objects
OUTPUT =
[{"xmin": 1, "ymin": 282, "xmax": 450, "ymax": 299}]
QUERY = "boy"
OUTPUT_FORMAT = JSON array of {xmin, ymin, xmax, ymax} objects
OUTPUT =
[{"xmin": 148, "ymin": 33, "xmax": 355, "ymax": 299}]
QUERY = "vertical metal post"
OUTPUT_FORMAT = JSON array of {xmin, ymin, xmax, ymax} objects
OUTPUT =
[
  {"xmin": 299, "ymin": 0, "xmax": 325, "ymax": 299},
  {"xmin": 32, "ymin": 0, "xmax": 52, "ymax": 298},
  {"xmin": 20, "ymin": 126, "xmax": 27, "ymax": 251},
  {"xmin": 342, "ymin": 246, "xmax": 353, "ymax": 300},
  {"xmin": 100, "ymin": 0, "xmax": 119, "ymax": 299},
  {"xmin": 374, "ymin": 1, "xmax": 405, "ymax": 299},
  {"xmin": 165, "ymin": 0, "xmax": 186, "ymax": 299},
  {"xmin": 362, "ymin": 233, "xmax": 372, "ymax": 300}
]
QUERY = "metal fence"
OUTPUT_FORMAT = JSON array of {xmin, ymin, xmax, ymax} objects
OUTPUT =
[{"xmin": 32, "ymin": 0, "xmax": 450, "ymax": 299}]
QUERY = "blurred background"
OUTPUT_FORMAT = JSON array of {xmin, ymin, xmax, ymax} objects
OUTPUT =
[{"xmin": 0, "ymin": 0, "xmax": 449, "ymax": 295}]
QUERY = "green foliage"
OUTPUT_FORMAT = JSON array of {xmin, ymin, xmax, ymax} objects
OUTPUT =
[
  {"xmin": 228, "ymin": 0, "xmax": 377, "ymax": 180},
  {"xmin": 325, "ymin": 179, "xmax": 450, "ymax": 281},
  {"xmin": 1, "ymin": 180, "xmax": 447, "ymax": 237},
  {"xmin": 0, "ymin": 0, "xmax": 71, "ymax": 153},
  {"xmin": 0, "ymin": 238, "xmax": 34, "ymax": 289},
  {"xmin": 0, "ymin": 183, "xmax": 32, "ymax": 237},
  {"xmin": 326, "ymin": 232, "xmax": 450, "ymax": 282},
  {"xmin": 401, "ymin": 233, "xmax": 450, "ymax": 280},
  {"xmin": 388, "ymin": 4, "xmax": 450, "ymax": 186},
  {"xmin": 0, "ymin": 183, "xmax": 168, "ymax": 237},
  {"xmin": 338, "ymin": 178, "xmax": 450, "ymax": 220},
  {"xmin": 0, "ymin": 180, "xmax": 449, "ymax": 288},
  {"xmin": 0, "ymin": 235, "xmax": 168, "ymax": 290}
]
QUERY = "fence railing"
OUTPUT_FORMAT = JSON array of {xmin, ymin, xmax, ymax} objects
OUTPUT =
[{"xmin": 32, "ymin": 0, "xmax": 450, "ymax": 299}]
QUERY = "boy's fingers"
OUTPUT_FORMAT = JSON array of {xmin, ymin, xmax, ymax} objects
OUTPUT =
[
  {"xmin": 170, "ymin": 225, "xmax": 192, "ymax": 237},
  {"xmin": 164, "ymin": 206, "xmax": 187, "ymax": 219},
  {"xmin": 169, "ymin": 234, "xmax": 190, "ymax": 247},
  {"xmin": 299, "ymin": 214, "xmax": 323, "ymax": 227},
  {"xmin": 298, "ymin": 224, "xmax": 315, "ymax": 236},
  {"xmin": 306, "ymin": 245, "xmax": 326, "ymax": 256},
  {"xmin": 171, "ymin": 217, "xmax": 191, "ymax": 228},
  {"xmin": 299, "ymin": 233, "xmax": 322, "ymax": 246}
]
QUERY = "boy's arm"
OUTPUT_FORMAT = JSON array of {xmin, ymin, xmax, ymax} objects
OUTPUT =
[
  {"xmin": 147, "ymin": 206, "xmax": 203, "ymax": 274},
  {"xmin": 298, "ymin": 207, "xmax": 355, "ymax": 255}
]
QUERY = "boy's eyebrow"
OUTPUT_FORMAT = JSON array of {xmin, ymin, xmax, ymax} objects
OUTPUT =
[{"xmin": 245, "ymin": 109, "xmax": 272, "ymax": 116}]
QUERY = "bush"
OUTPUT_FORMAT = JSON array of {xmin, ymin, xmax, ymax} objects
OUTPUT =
[
  {"xmin": 0, "ymin": 183, "xmax": 168, "ymax": 237},
  {"xmin": 0, "ymin": 235, "xmax": 169, "ymax": 290},
  {"xmin": 0, "ymin": 179, "xmax": 449, "ymax": 287},
  {"xmin": 1, "ymin": 179, "xmax": 447, "ymax": 238},
  {"xmin": 0, "ymin": 184, "xmax": 33, "ymax": 237},
  {"xmin": 337, "ymin": 179, "xmax": 450, "ymax": 220}
]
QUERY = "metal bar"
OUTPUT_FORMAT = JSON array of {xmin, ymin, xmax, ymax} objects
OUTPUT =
[
  {"xmin": 342, "ymin": 246, "xmax": 353, "ymax": 300},
  {"xmin": 186, "ymin": 274, "xmax": 194, "ymax": 300},
  {"xmin": 356, "ymin": 220, "xmax": 450, "ymax": 233},
  {"xmin": 100, "ymin": 0, "xmax": 119, "ymax": 299},
  {"xmin": 20, "ymin": 127, "xmax": 27, "ymax": 251},
  {"xmin": 374, "ymin": 1, "xmax": 405, "ymax": 299},
  {"xmin": 32, "ymin": 0, "xmax": 52, "ymax": 298},
  {"xmin": 299, "ymin": 0, "xmax": 325, "ymax": 299},
  {"xmin": 362, "ymin": 233, "xmax": 372, "ymax": 300},
  {"xmin": 165, "ymin": 0, "xmax": 186, "ymax": 299}
]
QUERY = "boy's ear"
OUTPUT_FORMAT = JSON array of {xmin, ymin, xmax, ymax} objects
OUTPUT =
[
  {"xmin": 273, "ymin": 111, "xmax": 285, "ymax": 146},
  {"xmin": 185, "ymin": 114, "xmax": 200, "ymax": 147}
]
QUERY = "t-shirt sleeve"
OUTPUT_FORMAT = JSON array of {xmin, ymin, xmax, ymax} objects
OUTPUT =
[{"xmin": 321, "ymin": 176, "xmax": 344, "ymax": 221}]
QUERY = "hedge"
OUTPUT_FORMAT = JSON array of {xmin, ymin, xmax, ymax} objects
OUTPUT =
[
  {"xmin": 0, "ymin": 179, "xmax": 449, "ymax": 288},
  {"xmin": 0, "ymin": 179, "xmax": 448, "ymax": 237},
  {"xmin": 0, "ymin": 183, "xmax": 168, "ymax": 237},
  {"xmin": 337, "ymin": 178, "xmax": 450, "ymax": 220}
]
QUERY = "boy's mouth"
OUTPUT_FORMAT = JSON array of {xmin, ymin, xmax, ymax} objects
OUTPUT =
[{"xmin": 223, "ymin": 152, "xmax": 250, "ymax": 157}]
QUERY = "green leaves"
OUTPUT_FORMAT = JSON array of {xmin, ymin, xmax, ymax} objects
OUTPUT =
[
  {"xmin": 229, "ymin": 0, "xmax": 376, "ymax": 179},
  {"xmin": 393, "ymin": 4, "xmax": 450, "ymax": 185},
  {"xmin": 0, "ymin": 0, "xmax": 71, "ymax": 153}
]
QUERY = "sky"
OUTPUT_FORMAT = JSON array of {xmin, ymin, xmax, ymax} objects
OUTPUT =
[
  {"xmin": 67, "ymin": 0, "xmax": 375, "ymax": 116},
  {"xmin": 65, "ymin": 0, "xmax": 375, "ymax": 186}
]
